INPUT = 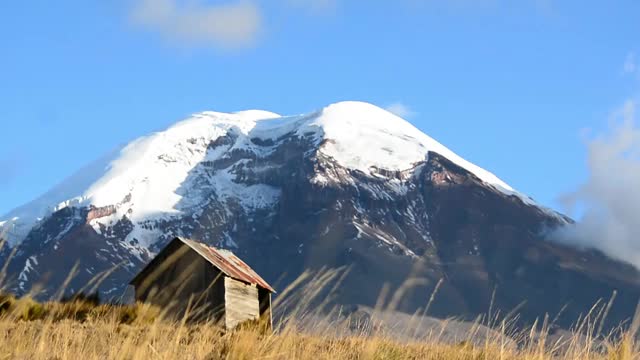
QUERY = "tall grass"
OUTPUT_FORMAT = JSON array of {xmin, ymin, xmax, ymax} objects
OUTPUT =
[
  {"xmin": 1, "ymin": 243, "xmax": 640, "ymax": 359},
  {"xmin": 0, "ymin": 298, "xmax": 638, "ymax": 359},
  {"xmin": 0, "ymin": 271, "xmax": 638, "ymax": 358}
]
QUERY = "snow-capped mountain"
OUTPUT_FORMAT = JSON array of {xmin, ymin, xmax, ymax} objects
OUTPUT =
[
  {"xmin": 1, "ymin": 101, "xmax": 638, "ymax": 329},
  {"xmin": 1, "ymin": 102, "xmax": 531, "ymax": 247}
]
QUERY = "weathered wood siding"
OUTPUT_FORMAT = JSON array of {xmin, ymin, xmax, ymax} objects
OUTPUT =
[
  {"xmin": 133, "ymin": 242, "xmax": 225, "ymax": 323},
  {"xmin": 224, "ymin": 277, "xmax": 259, "ymax": 329}
]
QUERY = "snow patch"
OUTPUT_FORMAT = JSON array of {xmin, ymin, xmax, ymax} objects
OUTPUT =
[
  {"xmin": 209, "ymin": 168, "xmax": 281, "ymax": 211},
  {"xmin": 354, "ymin": 222, "xmax": 417, "ymax": 258},
  {"xmin": 18, "ymin": 256, "xmax": 38, "ymax": 290}
]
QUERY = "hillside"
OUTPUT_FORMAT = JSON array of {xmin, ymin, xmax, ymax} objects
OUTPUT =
[{"xmin": 1, "ymin": 101, "xmax": 639, "ymax": 331}]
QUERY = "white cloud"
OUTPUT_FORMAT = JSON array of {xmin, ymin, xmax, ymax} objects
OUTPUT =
[
  {"xmin": 385, "ymin": 102, "xmax": 416, "ymax": 118},
  {"xmin": 623, "ymin": 52, "xmax": 637, "ymax": 75},
  {"xmin": 551, "ymin": 99, "xmax": 640, "ymax": 268},
  {"xmin": 130, "ymin": 0, "xmax": 261, "ymax": 49}
]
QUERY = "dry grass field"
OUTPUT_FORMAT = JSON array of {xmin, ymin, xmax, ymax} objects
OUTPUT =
[
  {"xmin": 1, "ymin": 291, "xmax": 640, "ymax": 360},
  {"xmin": 1, "ymin": 237, "xmax": 640, "ymax": 360}
]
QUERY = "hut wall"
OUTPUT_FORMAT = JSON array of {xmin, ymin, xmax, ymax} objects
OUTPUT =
[
  {"xmin": 134, "ymin": 243, "xmax": 226, "ymax": 322},
  {"xmin": 224, "ymin": 277, "xmax": 260, "ymax": 329}
]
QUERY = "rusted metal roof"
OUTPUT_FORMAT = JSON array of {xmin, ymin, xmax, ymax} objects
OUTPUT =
[{"xmin": 178, "ymin": 237, "xmax": 276, "ymax": 293}]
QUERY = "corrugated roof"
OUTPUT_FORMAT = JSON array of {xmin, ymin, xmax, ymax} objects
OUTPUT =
[{"xmin": 178, "ymin": 237, "xmax": 276, "ymax": 293}]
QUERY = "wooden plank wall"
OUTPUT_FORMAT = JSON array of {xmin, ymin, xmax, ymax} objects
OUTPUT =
[
  {"xmin": 224, "ymin": 277, "xmax": 259, "ymax": 329},
  {"xmin": 134, "ymin": 243, "xmax": 225, "ymax": 323}
]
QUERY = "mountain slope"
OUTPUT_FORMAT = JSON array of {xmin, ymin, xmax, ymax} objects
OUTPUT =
[
  {"xmin": 0, "ymin": 101, "xmax": 547, "ymax": 249},
  {"xmin": 1, "ymin": 101, "xmax": 638, "ymax": 330}
]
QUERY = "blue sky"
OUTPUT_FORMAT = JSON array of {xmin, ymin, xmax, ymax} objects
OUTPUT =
[{"xmin": 1, "ymin": 0, "xmax": 638, "ymax": 216}]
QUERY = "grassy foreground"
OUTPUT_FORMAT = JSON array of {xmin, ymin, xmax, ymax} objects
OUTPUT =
[
  {"xmin": 0, "ymin": 318, "xmax": 512, "ymax": 360},
  {"xmin": 1, "ymin": 243, "xmax": 638, "ymax": 359},
  {"xmin": 1, "ymin": 294, "xmax": 639, "ymax": 360}
]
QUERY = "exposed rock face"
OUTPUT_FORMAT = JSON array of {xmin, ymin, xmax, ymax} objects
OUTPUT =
[{"xmin": 1, "ymin": 102, "xmax": 638, "ymax": 331}]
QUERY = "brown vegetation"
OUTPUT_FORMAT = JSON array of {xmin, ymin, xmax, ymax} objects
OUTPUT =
[
  {"xmin": 0, "ymin": 285, "xmax": 640, "ymax": 359},
  {"xmin": 2, "ymin": 240, "xmax": 640, "ymax": 359}
]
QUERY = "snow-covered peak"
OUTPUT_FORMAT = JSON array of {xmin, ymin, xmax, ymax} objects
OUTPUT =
[
  {"xmin": 0, "ymin": 110, "xmax": 279, "ymax": 246},
  {"xmin": 305, "ymin": 101, "xmax": 515, "ymax": 192},
  {"xmin": 232, "ymin": 109, "xmax": 281, "ymax": 120},
  {"xmin": 0, "ymin": 101, "xmax": 536, "ymax": 247}
]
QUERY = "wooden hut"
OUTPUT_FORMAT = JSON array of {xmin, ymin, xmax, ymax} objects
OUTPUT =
[{"xmin": 129, "ymin": 237, "xmax": 275, "ymax": 329}]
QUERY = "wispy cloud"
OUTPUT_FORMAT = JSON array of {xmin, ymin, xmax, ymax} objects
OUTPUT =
[
  {"xmin": 385, "ymin": 102, "xmax": 417, "ymax": 118},
  {"xmin": 130, "ymin": 0, "xmax": 262, "ymax": 49},
  {"xmin": 550, "ymin": 99, "xmax": 640, "ymax": 268},
  {"xmin": 623, "ymin": 52, "xmax": 637, "ymax": 75}
]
